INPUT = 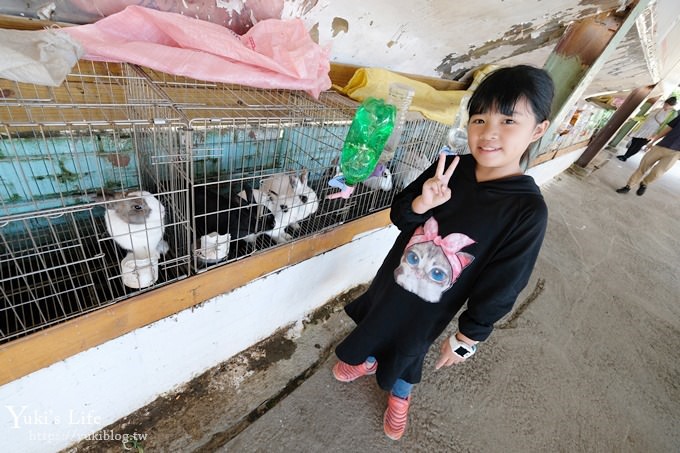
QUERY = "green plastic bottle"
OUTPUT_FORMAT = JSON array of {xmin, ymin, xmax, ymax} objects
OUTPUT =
[{"xmin": 339, "ymin": 97, "xmax": 396, "ymax": 186}]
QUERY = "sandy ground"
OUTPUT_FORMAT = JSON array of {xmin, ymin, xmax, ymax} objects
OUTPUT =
[{"xmin": 68, "ymin": 146, "xmax": 680, "ymax": 452}]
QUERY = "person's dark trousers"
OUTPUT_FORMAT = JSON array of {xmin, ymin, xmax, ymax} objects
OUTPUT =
[{"xmin": 620, "ymin": 137, "xmax": 650, "ymax": 160}]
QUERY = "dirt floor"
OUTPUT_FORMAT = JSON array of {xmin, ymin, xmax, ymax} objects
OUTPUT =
[{"xmin": 66, "ymin": 146, "xmax": 680, "ymax": 452}]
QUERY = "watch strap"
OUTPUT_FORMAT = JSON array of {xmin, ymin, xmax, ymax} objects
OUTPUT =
[{"xmin": 448, "ymin": 335, "xmax": 477, "ymax": 358}]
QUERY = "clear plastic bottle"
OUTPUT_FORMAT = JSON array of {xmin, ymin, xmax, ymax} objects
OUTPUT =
[
  {"xmin": 380, "ymin": 82, "xmax": 415, "ymax": 163},
  {"xmin": 446, "ymin": 92, "xmax": 471, "ymax": 155},
  {"xmin": 339, "ymin": 97, "xmax": 396, "ymax": 186}
]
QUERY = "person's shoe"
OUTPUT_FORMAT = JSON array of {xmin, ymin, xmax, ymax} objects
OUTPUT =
[
  {"xmin": 616, "ymin": 185, "xmax": 631, "ymax": 194},
  {"xmin": 636, "ymin": 184, "xmax": 647, "ymax": 196},
  {"xmin": 383, "ymin": 393, "xmax": 410, "ymax": 440},
  {"xmin": 617, "ymin": 155, "xmax": 627, "ymax": 161},
  {"xmin": 332, "ymin": 359, "xmax": 377, "ymax": 383}
]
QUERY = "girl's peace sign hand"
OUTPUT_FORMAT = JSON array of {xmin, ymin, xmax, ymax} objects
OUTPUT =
[{"xmin": 413, "ymin": 153, "xmax": 459, "ymax": 213}]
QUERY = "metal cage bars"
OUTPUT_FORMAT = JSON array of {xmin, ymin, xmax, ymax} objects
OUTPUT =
[{"xmin": 0, "ymin": 61, "xmax": 450, "ymax": 343}]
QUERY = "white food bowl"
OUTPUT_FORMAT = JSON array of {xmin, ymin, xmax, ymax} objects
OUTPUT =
[
  {"xmin": 195, "ymin": 232, "xmax": 231, "ymax": 265},
  {"xmin": 120, "ymin": 253, "xmax": 159, "ymax": 289}
]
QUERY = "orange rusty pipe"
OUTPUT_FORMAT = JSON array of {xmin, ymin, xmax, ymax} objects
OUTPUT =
[{"xmin": 553, "ymin": 15, "xmax": 622, "ymax": 66}]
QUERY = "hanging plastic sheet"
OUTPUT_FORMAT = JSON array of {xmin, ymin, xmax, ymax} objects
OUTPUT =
[
  {"xmin": 62, "ymin": 5, "xmax": 330, "ymax": 98},
  {"xmin": 0, "ymin": 28, "xmax": 83, "ymax": 86}
]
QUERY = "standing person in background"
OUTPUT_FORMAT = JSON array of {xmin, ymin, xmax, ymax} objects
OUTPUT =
[
  {"xmin": 616, "ymin": 113, "xmax": 680, "ymax": 196},
  {"xmin": 617, "ymin": 96, "xmax": 677, "ymax": 162},
  {"xmin": 331, "ymin": 65, "xmax": 553, "ymax": 441}
]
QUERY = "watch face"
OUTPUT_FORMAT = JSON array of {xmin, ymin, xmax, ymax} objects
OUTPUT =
[{"xmin": 454, "ymin": 345, "xmax": 469, "ymax": 357}]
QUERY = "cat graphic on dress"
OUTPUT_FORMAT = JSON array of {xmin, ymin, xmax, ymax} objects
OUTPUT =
[{"xmin": 394, "ymin": 217, "xmax": 475, "ymax": 303}]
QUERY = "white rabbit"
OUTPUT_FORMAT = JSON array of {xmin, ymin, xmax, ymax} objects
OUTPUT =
[
  {"xmin": 394, "ymin": 151, "xmax": 432, "ymax": 189},
  {"xmin": 241, "ymin": 169, "xmax": 319, "ymax": 243},
  {"xmin": 361, "ymin": 164, "xmax": 393, "ymax": 191},
  {"xmin": 104, "ymin": 190, "xmax": 168, "ymax": 259}
]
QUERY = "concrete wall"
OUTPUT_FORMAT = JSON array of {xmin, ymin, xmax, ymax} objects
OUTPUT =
[
  {"xmin": 0, "ymin": 226, "xmax": 399, "ymax": 453},
  {"xmin": 527, "ymin": 149, "xmax": 584, "ymax": 187}
]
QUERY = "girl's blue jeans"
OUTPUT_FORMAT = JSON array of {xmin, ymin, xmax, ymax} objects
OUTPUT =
[{"xmin": 366, "ymin": 356, "xmax": 412, "ymax": 399}]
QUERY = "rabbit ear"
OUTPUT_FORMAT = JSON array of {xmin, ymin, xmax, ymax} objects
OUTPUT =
[
  {"xmin": 243, "ymin": 183, "xmax": 254, "ymax": 204},
  {"xmin": 288, "ymin": 175, "xmax": 299, "ymax": 190},
  {"xmin": 94, "ymin": 188, "xmax": 115, "ymax": 203},
  {"xmin": 300, "ymin": 168, "xmax": 308, "ymax": 186}
]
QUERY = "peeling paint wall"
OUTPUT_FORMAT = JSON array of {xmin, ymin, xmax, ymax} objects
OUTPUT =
[
  {"xmin": 5, "ymin": 0, "xmax": 680, "ymax": 96},
  {"xmin": 656, "ymin": 0, "xmax": 680, "ymax": 89},
  {"xmin": 2, "ymin": 0, "xmax": 634, "ymax": 82},
  {"xmin": 282, "ymin": 0, "xmax": 635, "ymax": 82}
]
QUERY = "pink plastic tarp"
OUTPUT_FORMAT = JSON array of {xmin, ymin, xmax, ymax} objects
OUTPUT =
[{"xmin": 62, "ymin": 5, "xmax": 331, "ymax": 98}]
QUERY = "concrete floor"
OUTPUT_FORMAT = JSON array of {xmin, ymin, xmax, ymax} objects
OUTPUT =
[{"xmin": 69, "ymin": 146, "xmax": 680, "ymax": 452}]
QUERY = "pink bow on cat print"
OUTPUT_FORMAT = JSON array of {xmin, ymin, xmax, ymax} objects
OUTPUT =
[{"xmin": 406, "ymin": 217, "xmax": 476, "ymax": 283}]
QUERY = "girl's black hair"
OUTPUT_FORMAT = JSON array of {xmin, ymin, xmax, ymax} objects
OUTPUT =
[{"xmin": 467, "ymin": 65, "xmax": 555, "ymax": 123}]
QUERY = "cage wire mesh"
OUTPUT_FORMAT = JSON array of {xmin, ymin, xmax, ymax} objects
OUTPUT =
[
  {"xmin": 136, "ymin": 68, "xmax": 449, "ymax": 271},
  {"xmin": 0, "ymin": 61, "xmax": 450, "ymax": 342},
  {"xmin": 0, "ymin": 61, "xmax": 192, "ymax": 343},
  {"xmin": 135, "ymin": 68, "xmax": 359, "ymax": 269}
]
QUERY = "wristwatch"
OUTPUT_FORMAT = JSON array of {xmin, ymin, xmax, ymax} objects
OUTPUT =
[{"xmin": 449, "ymin": 336, "xmax": 477, "ymax": 359}]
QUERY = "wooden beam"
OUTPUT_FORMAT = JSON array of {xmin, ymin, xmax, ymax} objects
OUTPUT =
[
  {"xmin": 529, "ymin": 140, "xmax": 590, "ymax": 167},
  {"xmin": 609, "ymin": 96, "xmax": 660, "ymax": 147},
  {"xmin": 0, "ymin": 14, "xmax": 71, "ymax": 30},
  {"xmin": 0, "ymin": 210, "xmax": 392, "ymax": 386},
  {"xmin": 575, "ymin": 85, "xmax": 654, "ymax": 167}
]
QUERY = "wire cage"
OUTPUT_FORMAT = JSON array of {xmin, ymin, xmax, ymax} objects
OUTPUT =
[
  {"xmin": 0, "ymin": 60, "xmax": 451, "ymax": 342},
  {"xmin": 135, "ymin": 69, "xmax": 450, "ymax": 271},
  {"xmin": 134, "ymin": 68, "xmax": 356, "ymax": 269},
  {"xmin": 0, "ymin": 61, "xmax": 192, "ymax": 343}
]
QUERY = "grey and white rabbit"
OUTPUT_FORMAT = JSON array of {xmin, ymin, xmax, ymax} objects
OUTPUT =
[
  {"xmin": 361, "ymin": 164, "xmax": 393, "ymax": 191},
  {"xmin": 104, "ymin": 191, "xmax": 168, "ymax": 259},
  {"xmin": 241, "ymin": 169, "xmax": 319, "ymax": 243}
]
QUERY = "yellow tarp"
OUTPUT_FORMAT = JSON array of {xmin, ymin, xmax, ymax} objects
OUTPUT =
[
  {"xmin": 335, "ymin": 67, "xmax": 467, "ymax": 125},
  {"xmin": 335, "ymin": 66, "xmax": 499, "ymax": 126}
]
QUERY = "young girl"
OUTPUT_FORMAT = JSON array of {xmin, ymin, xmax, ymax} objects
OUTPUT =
[{"xmin": 332, "ymin": 65, "xmax": 554, "ymax": 440}]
